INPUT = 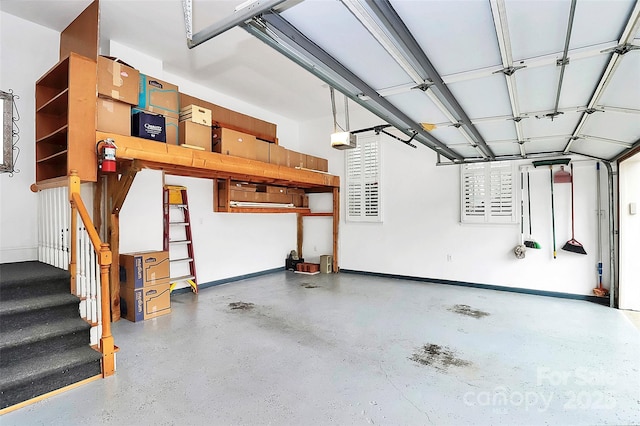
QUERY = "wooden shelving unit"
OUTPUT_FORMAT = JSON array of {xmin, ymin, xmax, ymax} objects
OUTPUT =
[{"xmin": 35, "ymin": 52, "xmax": 97, "ymax": 183}]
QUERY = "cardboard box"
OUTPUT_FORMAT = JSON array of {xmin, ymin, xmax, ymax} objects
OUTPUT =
[
  {"xmin": 212, "ymin": 127, "xmax": 257, "ymax": 160},
  {"xmin": 255, "ymin": 140, "xmax": 270, "ymax": 163},
  {"xmin": 316, "ymin": 157, "xmax": 328, "ymax": 172},
  {"xmin": 121, "ymin": 282, "xmax": 171, "ymax": 322},
  {"xmin": 232, "ymin": 181, "xmax": 258, "ymax": 192},
  {"xmin": 97, "ymin": 98, "xmax": 131, "ymax": 135},
  {"xmin": 229, "ymin": 190, "xmax": 293, "ymax": 204},
  {"xmin": 180, "ymin": 105, "xmax": 212, "ymax": 126},
  {"xmin": 269, "ymin": 144, "xmax": 287, "ymax": 166},
  {"xmin": 138, "ymin": 74, "xmax": 179, "ymax": 118},
  {"xmin": 287, "ymin": 150, "xmax": 306, "ymax": 169},
  {"xmin": 132, "ymin": 111, "xmax": 166, "ymax": 142},
  {"xmin": 119, "ymin": 251, "xmax": 170, "ymax": 288},
  {"xmin": 305, "ymin": 155, "xmax": 317, "ymax": 171},
  {"xmin": 166, "ymin": 116, "xmax": 179, "ymax": 145},
  {"xmin": 97, "ymin": 56, "xmax": 140, "ymax": 105},
  {"xmin": 179, "ymin": 121, "xmax": 211, "ymax": 150}
]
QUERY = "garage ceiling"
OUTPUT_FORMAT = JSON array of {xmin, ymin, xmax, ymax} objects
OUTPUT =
[{"xmin": 2, "ymin": 0, "xmax": 639, "ymax": 163}]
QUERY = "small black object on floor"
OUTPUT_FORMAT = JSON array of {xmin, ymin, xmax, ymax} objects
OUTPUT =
[{"xmin": 0, "ymin": 261, "xmax": 102, "ymax": 410}]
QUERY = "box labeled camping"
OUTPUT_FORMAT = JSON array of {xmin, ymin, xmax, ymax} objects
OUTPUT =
[
  {"xmin": 119, "ymin": 251, "xmax": 170, "ymax": 289},
  {"xmin": 97, "ymin": 98, "xmax": 131, "ymax": 135},
  {"xmin": 179, "ymin": 121, "xmax": 211, "ymax": 150},
  {"xmin": 121, "ymin": 282, "xmax": 171, "ymax": 322},
  {"xmin": 212, "ymin": 127, "xmax": 257, "ymax": 160},
  {"xmin": 132, "ymin": 110, "xmax": 166, "ymax": 142},
  {"xmin": 97, "ymin": 56, "xmax": 140, "ymax": 105},
  {"xmin": 138, "ymin": 74, "xmax": 179, "ymax": 118},
  {"xmin": 180, "ymin": 105, "xmax": 212, "ymax": 126}
]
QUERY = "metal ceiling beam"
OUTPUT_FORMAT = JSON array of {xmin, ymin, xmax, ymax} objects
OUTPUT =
[
  {"xmin": 342, "ymin": 0, "xmax": 495, "ymax": 160},
  {"xmin": 490, "ymin": 0, "xmax": 526, "ymax": 158},
  {"xmin": 564, "ymin": 0, "xmax": 640, "ymax": 154},
  {"xmin": 549, "ymin": 0, "xmax": 578, "ymax": 120},
  {"xmin": 183, "ymin": 0, "xmax": 288, "ymax": 48},
  {"xmin": 243, "ymin": 12, "xmax": 464, "ymax": 161}
]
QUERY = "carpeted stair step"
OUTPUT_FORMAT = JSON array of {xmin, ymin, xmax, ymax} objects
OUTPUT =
[
  {"xmin": 0, "ymin": 346, "xmax": 102, "ymax": 409},
  {"xmin": 0, "ymin": 293, "xmax": 81, "ymax": 332},
  {"xmin": 0, "ymin": 317, "xmax": 92, "ymax": 368},
  {"xmin": 0, "ymin": 261, "xmax": 70, "ymax": 300}
]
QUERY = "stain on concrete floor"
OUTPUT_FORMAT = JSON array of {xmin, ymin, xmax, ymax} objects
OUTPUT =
[
  {"xmin": 410, "ymin": 343, "xmax": 471, "ymax": 371},
  {"xmin": 448, "ymin": 304, "xmax": 489, "ymax": 319},
  {"xmin": 229, "ymin": 302, "xmax": 255, "ymax": 310},
  {"xmin": 301, "ymin": 283, "xmax": 320, "ymax": 289}
]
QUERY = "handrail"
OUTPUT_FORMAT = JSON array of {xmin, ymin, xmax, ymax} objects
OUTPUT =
[{"xmin": 68, "ymin": 170, "xmax": 116, "ymax": 377}]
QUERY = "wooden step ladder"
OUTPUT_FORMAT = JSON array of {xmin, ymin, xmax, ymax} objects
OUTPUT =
[{"xmin": 163, "ymin": 185, "xmax": 198, "ymax": 293}]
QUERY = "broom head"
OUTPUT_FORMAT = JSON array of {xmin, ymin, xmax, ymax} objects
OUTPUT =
[
  {"xmin": 562, "ymin": 239, "xmax": 587, "ymax": 255},
  {"xmin": 524, "ymin": 239, "xmax": 541, "ymax": 249},
  {"xmin": 554, "ymin": 166, "xmax": 572, "ymax": 184},
  {"xmin": 593, "ymin": 286, "xmax": 609, "ymax": 297}
]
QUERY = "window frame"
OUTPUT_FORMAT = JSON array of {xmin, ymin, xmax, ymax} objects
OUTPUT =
[{"xmin": 345, "ymin": 134, "xmax": 382, "ymax": 223}]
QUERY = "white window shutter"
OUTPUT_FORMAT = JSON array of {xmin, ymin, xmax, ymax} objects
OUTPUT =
[
  {"xmin": 461, "ymin": 162, "xmax": 516, "ymax": 224},
  {"xmin": 346, "ymin": 135, "xmax": 382, "ymax": 222}
]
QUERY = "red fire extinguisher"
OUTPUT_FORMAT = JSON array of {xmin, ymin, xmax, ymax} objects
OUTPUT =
[{"xmin": 96, "ymin": 138, "xmax": 117, "ymax": 173}]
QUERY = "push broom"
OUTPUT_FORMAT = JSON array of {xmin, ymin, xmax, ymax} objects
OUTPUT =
[
  {"xmin": 523, "ymin": 171, "xmax": 541, "ymax": 249},
  {"xmin": 562, "ymin": 163, "xmax": 587, "ymax": 255},
  {"xmin": 532, "ymin": 158, "xmax": 570, "ymax": 259}
]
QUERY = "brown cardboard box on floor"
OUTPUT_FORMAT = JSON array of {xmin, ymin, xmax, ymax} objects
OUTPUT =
[
  {"xmin": 97, "ymin": 56, "xmax": 140, "ymax": 105},
  {"xmin": 119, "ymin": 251, "xmax": 169, "ymax": 289},
  {"xmin": 97, "ymin": 97, "xmax": 131, "ymax": 135},
  {"xmin": 212, "ymin": 127, "xmax": 257, "ymax": 160},
  {"xmin": 120, "ymin": 282, "xmax": 171, "ymax": 322},
  {"xmin": 179, "ymin": 121, "xmax": 211, "ymax": 150}
]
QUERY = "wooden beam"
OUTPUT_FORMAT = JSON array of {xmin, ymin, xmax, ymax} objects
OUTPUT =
[
  {"xmin": 98, "ymin": 132, "xmax": 340, "ymax": 189},
  {"xmin": 109, "ymin": 213, "xmax": 120, "ymax": 322},
  {"xmin": 111, "ymin": 161, "xmax": 140, "ymax": 215},
  {"xmin": 93, "ymin": 178, "xmax": 103, "ymax": 237},
  {"xmin": 297, "ymin": 213, "xmax": 303, "ymax": 259},
  {"xmin": 332, "ymin": 187, "xmax": 339, "ymax": 272}
]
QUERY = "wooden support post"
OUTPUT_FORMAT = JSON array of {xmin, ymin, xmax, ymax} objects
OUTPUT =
[
  {"xmin": 105, "ymin": 162, "xmax": 139, "ymax": 322},
  {"xmin": 98, "ymin": 242, "xmax": 116, "ymax": 377},
  {"xmin": 332, "ymin": 187, "xmax": 339, "ymax": 272},
  {"xmin": 297, "ymin": 213, "xmax": 303, "ymax": 259},
  {"xmin": 109, "ymin": 213, "xmax": 120, "ymax": 322},
  {"xmin": 68, "ymin": 171, "xmax": 81, "ymax": 295}
]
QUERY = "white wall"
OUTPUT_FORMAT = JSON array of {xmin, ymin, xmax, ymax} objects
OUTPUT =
[
  {"xmin": 109, "ymin": 41, "xmax": 301, "ymax": 288},
  {"xmin": 298, "ymin": 106, "xmax": 612, "ymax": 296},
  {"xmin": 618, "ymin": 153, "xmax": 640, "ymax": 310},
  {"xmin": 0, "ymin": 13, "xmax": 60, "ymax": 263}
]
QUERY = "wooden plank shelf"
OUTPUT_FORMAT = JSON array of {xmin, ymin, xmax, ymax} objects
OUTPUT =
[
  {"xmin": 36, "ymin": 149, "xmax": 68, "ymax": 163},
  {"xmin": 226, "ymin": 207, "xmax": 312, "ymax": 214},
  {"xmin": 99, "ymin": 132, "xmax": 340, "ymax": 190}
]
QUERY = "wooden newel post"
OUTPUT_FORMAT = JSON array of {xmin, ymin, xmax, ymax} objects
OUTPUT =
[
  {"xmin": 69, "ymin": 171, "xmax": 81, "ymax": 294},
  {"xmin": 98, "ymin": 242, "xmax": 115, "ymax": 377}
]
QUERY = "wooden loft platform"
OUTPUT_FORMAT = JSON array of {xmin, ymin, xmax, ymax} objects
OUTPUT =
[{"xmin": 97, "ymin": 132, "xmax": 340, "ymax": 191}]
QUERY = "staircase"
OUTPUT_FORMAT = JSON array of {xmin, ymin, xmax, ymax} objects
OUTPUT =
[{"xmin": 0, "ymin": 261, "xmax": 102, "ymax": 410}]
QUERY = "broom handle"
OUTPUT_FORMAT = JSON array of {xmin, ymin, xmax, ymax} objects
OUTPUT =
[
  {"xmin": 570, "ymin": 163, "xmax": 576, "ymax": 239},
  {"xmin": 550, "ymin": 166, "xmax": 557, "ymax": 259}
]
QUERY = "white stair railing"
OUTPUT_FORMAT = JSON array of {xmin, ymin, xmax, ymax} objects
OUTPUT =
[{"xmin": 37, "ymin": 186, "xmax": 102, "ymax": 346}]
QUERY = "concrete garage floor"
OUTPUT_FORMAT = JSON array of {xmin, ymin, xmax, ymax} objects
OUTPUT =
[{"xmin": 3, "ymin": 272, "xmax": 640, "ymax": 425}]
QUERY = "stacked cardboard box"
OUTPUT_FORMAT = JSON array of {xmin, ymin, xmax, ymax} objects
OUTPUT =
[
  {"xmin": 179, "ymin": 104, "xmax": 212, "ymax": 150},
  {"xmin": 132, "ymin": 74, "xmax": 180, "ymax": 143},
  {"xmin": 119, "ymin": 251, "xmax": 171, "ymax": 322},
  {"xmin": 96, "ymin": 56, "xmax": 139, "ymax": 135}
]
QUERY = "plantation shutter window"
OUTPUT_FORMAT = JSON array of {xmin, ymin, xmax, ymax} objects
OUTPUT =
[
  {"xmin": 461, "ymin": 162, "xmax": 516, "ymax": 224},
  {"xmin": 346, "ymin": 135, "xmax": 382, "ymax": 222}
]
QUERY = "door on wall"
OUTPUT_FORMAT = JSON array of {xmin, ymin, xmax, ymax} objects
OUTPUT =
[{"xmin": 618, "ymin": 150, "xmax": 640, "ymax": 311}]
